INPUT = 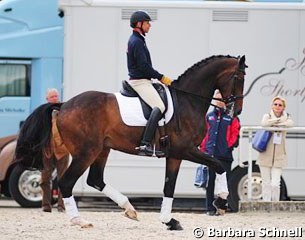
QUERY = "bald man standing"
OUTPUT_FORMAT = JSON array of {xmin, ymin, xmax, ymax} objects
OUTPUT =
[{"xmin": 40, "ymin": 88, "xmax": 69, "ymax": 212}]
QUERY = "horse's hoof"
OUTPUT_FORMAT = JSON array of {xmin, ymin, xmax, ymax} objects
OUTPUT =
[
  {"xmin": 164, "ymin": 218, "xmax": 183, "ymax": 231},
  {"xmin": 124, "ymin": 209, "xmax": 139, "ymax": 221},
  {"xmin": 212, "ymin": 197, "xmax": 227, "ymax": 216},
  {"xmin": 215, "ymin": 209, "xmax": 226, "ymax": 216},
  {"xmin": 42, "ymin": 205, "xmax": 52, "ymax": 212},
  {"xmin": 57, "ymin": 206, "xmax": 65, "ymax": 213},
  {"xmin": 71, "ymin": 217, "xmax": 93, "ymax": 228}
]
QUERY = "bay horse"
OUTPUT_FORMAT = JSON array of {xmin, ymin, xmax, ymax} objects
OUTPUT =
[{"xmin": 15, "ymin": 55, "xmax": 247, "ymax": 230}]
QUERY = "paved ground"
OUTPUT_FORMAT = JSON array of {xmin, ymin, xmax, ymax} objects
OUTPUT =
[{"xmin": 0, "ymin": 198, "xmax": 19, "ymax": 208}]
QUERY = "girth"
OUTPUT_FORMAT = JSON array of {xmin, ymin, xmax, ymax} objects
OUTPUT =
[{"xmin": 120, "ymin": 80, "xmax": 168, "ymax": 119}]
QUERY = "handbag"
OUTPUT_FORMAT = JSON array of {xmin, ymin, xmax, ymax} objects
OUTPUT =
[
  {"xmin": 252, "ymin": 130, "xmax": 272, "ymax": 152},
  {"xmin": 194, "ymin": 165, "xmax": 209, "ymax": 188}
]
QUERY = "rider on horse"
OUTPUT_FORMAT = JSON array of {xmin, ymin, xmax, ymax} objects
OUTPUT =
[{"xmin": 127, "ymin": 10, "xmax": 172, "ymax": 156}]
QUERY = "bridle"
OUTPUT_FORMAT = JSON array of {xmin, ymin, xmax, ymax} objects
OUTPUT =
[
  {"xmin": 212, "ymin": 67, "xmax": 245, "ymax": 118},
  {"xmin": 213, "ymin": 70, "xmax": 244, "ymax": 103}
]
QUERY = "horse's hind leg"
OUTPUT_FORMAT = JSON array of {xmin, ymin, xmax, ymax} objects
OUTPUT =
[
  {"xmin": 56, "ymin": 155, "xmax": 69, "ymax": 212},
  {"xmin": 87, "ymin": 148, "xmax": 138, "ymax": 220},
  {"xmin": 40, "ymin": 155, "xmax": 54, "ymax": 212},
  {"xmin": 58, "ymin": 154, "xmax": 96, "ymax": 228},
  {"xmin": 160, "ymin": 157, "xmax": 183, "ymax": 231}
]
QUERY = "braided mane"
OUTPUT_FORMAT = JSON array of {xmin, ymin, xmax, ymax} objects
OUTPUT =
[{"xmin": 176, "ymin": 55, "xmax": 238, "ymax": 81}]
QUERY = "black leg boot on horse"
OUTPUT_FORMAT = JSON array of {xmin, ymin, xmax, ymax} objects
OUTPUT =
[{"xmin": 137, "ymin": 107, "xmax": 165, "ymax": 157}]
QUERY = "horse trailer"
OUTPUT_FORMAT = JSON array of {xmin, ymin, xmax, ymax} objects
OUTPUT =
[
  {"xmin": 58, "ymin": 0, "xmax": 305, "ymax": 211},
  {"xmin": 1, "ymin": 0, "xmax": 305, "ymax": 210},
  {"xmin": 0, "ymin": 0, "xmax": 63, "ymax": 207}
]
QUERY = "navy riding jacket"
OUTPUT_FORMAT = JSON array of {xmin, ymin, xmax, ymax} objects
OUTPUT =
[
  {"xmin": 127, "ymin": 31, "xmax": 163, "ymax": 80},
  {"xmin": 200, "ymin": 107, "xmax": 240, "ymax": 161}
]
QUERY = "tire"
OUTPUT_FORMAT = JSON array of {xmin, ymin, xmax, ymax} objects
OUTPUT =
[
  {"xmin": 228, "ymin": 162, "xmax": 287, "ymax": 212},
  {"xmin": 9, "ymin": 164, "xmax": 43, "ymax": 208},
  {"xmin": 1, "ymin": 178, "xmax": 12, "ymax": 197}
]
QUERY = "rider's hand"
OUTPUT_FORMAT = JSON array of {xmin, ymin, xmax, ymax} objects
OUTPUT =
[{"xmin": 161, "ymin": 76, "xmax": 173, "ymax": 86}]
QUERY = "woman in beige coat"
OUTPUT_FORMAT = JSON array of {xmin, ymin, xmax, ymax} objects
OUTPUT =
[{"xmin": 256, "ymin": 96, "xmax": 294, "ymax": 201}]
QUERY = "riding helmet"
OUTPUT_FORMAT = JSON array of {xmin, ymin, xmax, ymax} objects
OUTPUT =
[{"xmin": 130, "ymin": 10, "xmax": 152, "ymax": 28}]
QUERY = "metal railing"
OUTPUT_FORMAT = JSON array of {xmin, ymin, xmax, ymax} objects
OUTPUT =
[{"xmin": 238, "ymin": 126, "xmax": 305, "ymax": 200}]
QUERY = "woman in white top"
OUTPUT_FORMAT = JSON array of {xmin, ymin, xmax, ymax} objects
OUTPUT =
[{"xmin": 256, "ymin": 96, "xmax": 294, "ymax": 201}]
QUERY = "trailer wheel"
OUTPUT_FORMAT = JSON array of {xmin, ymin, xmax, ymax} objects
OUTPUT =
[
  {"xmin": 228, "ymin": 163, "xmax": 288, "ymax": 212},
  {"xmin": 1, "ymin": 178, "xmax": 12, "ymax": 197},
  {"xmin": 9, "ymin": 164, "xmax": 42, "ymax": 208}
]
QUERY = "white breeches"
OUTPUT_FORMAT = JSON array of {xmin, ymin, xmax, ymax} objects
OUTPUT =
[{"xmin": 128, "ymin": 79, "xmax": 165, "ymax": 113}]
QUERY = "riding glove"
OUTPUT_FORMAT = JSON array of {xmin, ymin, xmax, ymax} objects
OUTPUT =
[{"xmin": 161, "ymin": 76, "xmax": 173, "ymax": 86}]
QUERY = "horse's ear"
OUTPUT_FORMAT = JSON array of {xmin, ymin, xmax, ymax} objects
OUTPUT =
[{"xmin": 238, "ymin": 55, "xmax": 248, "ymax": 71}]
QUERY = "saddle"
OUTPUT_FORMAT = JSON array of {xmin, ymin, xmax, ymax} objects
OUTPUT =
[{"xmin": 120, "ymin": 80, "xmax": 168, "ymax": 119}]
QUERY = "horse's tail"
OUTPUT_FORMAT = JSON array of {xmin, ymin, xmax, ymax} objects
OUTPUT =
[{"xmin": 14, "ymin": 103, "xmax": 63, "ymax": 170}]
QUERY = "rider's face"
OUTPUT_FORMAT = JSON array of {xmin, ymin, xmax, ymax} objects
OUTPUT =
[{"xmin": 141, "ymin": 21, "xmax": 151, "ymax": 33}]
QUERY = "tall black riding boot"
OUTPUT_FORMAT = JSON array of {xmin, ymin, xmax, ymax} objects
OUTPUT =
[{"xmin": 137, "ymin": 107, "xmax": 165, "ymax": 157}]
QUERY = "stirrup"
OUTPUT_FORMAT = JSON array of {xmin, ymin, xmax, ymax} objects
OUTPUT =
[{"xmin": 136, "ymin": 144, "xmax": 165, "ymax": 157}]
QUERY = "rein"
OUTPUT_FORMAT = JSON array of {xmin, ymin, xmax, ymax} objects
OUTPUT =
[
  {"xmin": 170, "ymin": 84, "xmax": 213, "ymax": 102},
  {"xmin": 170, "ymin": 72, "xmax": 244, "ymax": 107},
  {"xmin": 170, "ymin": 85, "xmax": 238, "ymax": 111}
]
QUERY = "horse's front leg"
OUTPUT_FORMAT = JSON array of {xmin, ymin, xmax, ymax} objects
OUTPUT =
[
  {"xmin": 189, "ymin": 148, "xmax": 229, "ymax": 215},
  {"xmin": 160, "ymin": 157, "xmax": 183, "ymax": 231},
  {"xmin": 189, "ymin": 147, "xmax": 225, "ymax": 174}
]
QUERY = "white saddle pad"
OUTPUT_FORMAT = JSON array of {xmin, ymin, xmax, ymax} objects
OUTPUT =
[{"xmin": 114, "ymin": 86, "xmax": 174, "ymax": 126}]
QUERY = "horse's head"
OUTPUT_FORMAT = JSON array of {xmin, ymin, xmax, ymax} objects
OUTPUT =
[
  {"xmin": 172, "ymin": 55, "xmax": 247, "ymax": 117},
  {"xmin": 216, "ymin": 55, "xmax": 247, "ymax": 117}
]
